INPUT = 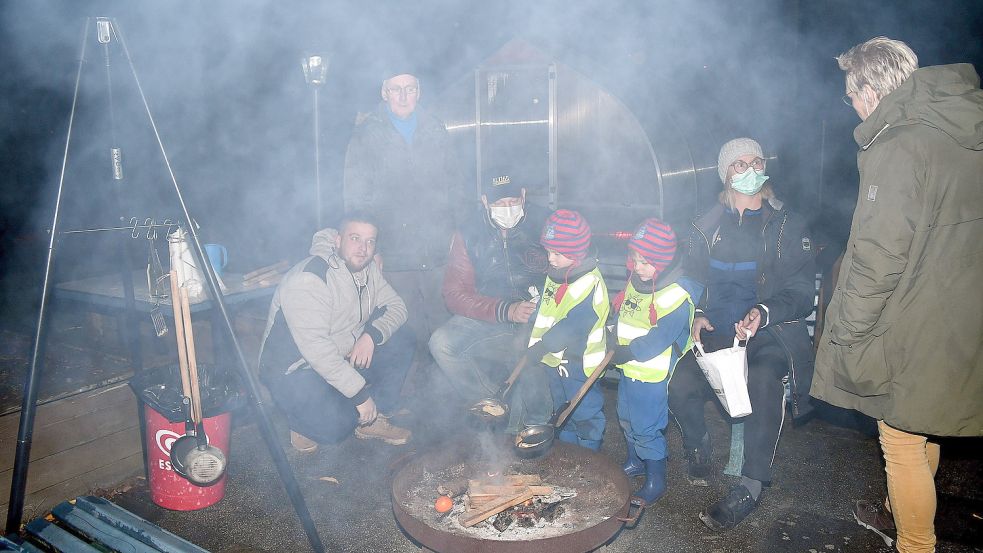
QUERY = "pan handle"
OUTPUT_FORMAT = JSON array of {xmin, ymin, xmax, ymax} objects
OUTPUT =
[
  {"xmin": 616, "ymin": 497, "xmax": 646, "ymax": 527},
  {"xmin": 554, "ymin": 349, "xmax": 615, "ymax": 429},
  {"xmin": 498, "ymin": 356, "xmax": 528, "ymax": 398}
]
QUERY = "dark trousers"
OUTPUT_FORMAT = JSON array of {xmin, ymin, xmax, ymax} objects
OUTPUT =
[
  {"xmin": 262, "ymin": 327, "xmax": 413, "ymax": 444},
  {"xmin": 668, "ymin": 331, "xmax": 788, "ymax": 483}
]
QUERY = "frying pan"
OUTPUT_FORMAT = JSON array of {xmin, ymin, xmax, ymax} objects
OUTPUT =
[
  {"xmin": 167, "ymin": 274, "xmax": 227, "ymax": 486},
  {"xmin": 514, "ymin": 349, "xmax": 615, "ymax": 458},
  {"xmin": 468, "ymin": 357, "xmax": 527, "ymax": 421}
]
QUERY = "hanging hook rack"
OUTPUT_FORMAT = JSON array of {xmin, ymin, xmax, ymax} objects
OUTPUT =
[{"xmin": 59, "ymin": 216, "xmax": 177, "ymax": 239}]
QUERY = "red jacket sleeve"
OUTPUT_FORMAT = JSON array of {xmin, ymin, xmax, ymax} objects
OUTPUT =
[{"xmin": 442, "ymin": 231, "xmax": 508, "ymax": 322}]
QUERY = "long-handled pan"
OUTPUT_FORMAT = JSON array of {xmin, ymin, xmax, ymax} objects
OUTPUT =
[
  {"xmin": 514, "ymin": 349, "xmax": 615, "ymax": 458},
  {"xmin": 468, "ymin": 357, "xmax": 528, "ymax": 421},
  {"xmin": 168, "ymin": 273, "xmax": 227, "ymax": 486}
]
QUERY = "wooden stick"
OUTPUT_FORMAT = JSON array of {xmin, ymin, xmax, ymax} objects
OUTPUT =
[
  {"xmin": 243, "ymin": 260, "xmax": 289, "ymax": 280},
  {"xmin": 470, "ymin": 485, "xmax": 553, "ymax": 498},
  {"xmin": 180, "ymin": 287, "xmax": 203, "ymax": 425},
  {"xmin": 461, "ymin": 488, "xmax": 534, "ymax": 527},
  {"xmin": 168, "ymin": 271, "xmax": 192, "ymax": 402},
  {"xmin": 555, "ymin": 349, "xmax": 615, "ymax": 429}
]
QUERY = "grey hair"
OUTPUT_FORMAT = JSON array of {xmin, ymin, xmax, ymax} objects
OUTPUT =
[{"xmin": 837, "ymin": 37, "xmax": 918, "ymax": 100}]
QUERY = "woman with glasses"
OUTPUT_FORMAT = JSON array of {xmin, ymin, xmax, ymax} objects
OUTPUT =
[{"xmin": 668, "ymin": 137, "xmax": 817, "ymax": 531}]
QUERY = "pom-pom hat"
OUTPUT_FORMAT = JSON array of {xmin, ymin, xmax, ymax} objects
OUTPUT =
[{"xmin": 540, "ymin": 210, "xmax": 591, "ymax": 262}]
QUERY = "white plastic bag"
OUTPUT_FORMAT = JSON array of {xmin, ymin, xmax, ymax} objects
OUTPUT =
[{"xmin": 694, "ymin": 337, "xmax": 752, "ymax": 418}]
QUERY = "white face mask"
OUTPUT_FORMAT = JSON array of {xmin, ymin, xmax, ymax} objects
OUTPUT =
[{"xmin": 489, "ymin": 204, "xmax": 524, "ymax": 229}]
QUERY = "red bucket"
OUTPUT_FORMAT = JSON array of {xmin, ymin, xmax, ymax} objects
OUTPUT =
[{"xmin": 144, "ymin": 404, "xmax": 231, "ymax": 510}]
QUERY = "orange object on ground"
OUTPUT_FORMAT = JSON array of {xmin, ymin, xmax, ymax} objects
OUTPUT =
[{"xmin": 434, "ymin": 495, "xmax": 453, "ymax": 513}]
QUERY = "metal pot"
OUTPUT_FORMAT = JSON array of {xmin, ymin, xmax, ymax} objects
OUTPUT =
[{"xmin": 469, "ymin": 357, "xmax": 527, "ymax": 421}]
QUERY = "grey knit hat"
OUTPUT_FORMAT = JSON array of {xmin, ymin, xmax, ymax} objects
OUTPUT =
[{"xmin": 717, "ymin": 138, "xmax": 764, "ymax": 183}]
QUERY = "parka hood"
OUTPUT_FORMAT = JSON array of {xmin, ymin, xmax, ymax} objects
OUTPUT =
[
  {"xmin": 310, "ymin": 228, "xmax": 339, "ymax": 259},
  {"xmin": 856, "ymin": 64, "xmax": 983, "ymax": 151}
]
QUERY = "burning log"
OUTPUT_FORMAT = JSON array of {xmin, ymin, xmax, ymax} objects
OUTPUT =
[
  {"xmin": 492, "ymin": 510, "xmax": 514, "ymax": 532},
  {"xmin": 461, "ymin": 488, "xmax": 534, "ymax": 527}
]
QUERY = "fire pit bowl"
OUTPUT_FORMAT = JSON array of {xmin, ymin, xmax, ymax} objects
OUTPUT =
[{"xmin": 392, "ymin": 438, "xmax": 635, "ymax": 553}]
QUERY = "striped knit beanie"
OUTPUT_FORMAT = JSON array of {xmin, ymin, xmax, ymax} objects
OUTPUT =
[
  {"xmin": 628, "ymin": 218, "xmax": 676, "ymax": 272},
  {"xmin": 540, "ymin": 209, "xmax": 591, "ymax": 262}
]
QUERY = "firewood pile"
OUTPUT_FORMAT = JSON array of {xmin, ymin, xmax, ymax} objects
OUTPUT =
[{"xmin": 436, "ymin": 474, "xmax": 576, "ymax": 533}]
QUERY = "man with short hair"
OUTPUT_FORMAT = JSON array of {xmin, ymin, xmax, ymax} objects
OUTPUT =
[
  {"xmin": 429, "ymin": 170, "xmax": 552, "ymax": 432},
  {"xmin": 813, "ymin": 36, "xmax": 983, "ymax": 553},
  {"xmin": 258, "ymin": 213, "xmax": 413, "ymax": 452},
  {"xmin": 343, "ymin": 69, "xmax": 463, "ymax": 383}
]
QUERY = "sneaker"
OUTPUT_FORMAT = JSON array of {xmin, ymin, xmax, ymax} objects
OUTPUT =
[
  {"xmin": 699, "ymin": 484, "xmax": 758, "ymax": 531},
  {"xmin": 355, "ymin": 415, "xmax": 411, "ymax": 445},
  {"xmin": 853, "ymin": 499, "xmax": 896, "ymax": 548},
  {"xmin": 685, "ymin": 433, "xmax": 713, "ymax": 486},
  {"xmin": 290, "ymin": 430, "xmax": 318, "ymax": 453}
]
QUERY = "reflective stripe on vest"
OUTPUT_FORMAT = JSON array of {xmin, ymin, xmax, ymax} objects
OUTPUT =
[
  {"xmin": 529, "ymin": 268, "xmax": 610, "ymax": 377},
  {"xmin": 616, "ymin": 281, "xmax": 694, "ymax": 382}
]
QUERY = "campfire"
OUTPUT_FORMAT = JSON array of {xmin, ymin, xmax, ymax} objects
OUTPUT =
[
  {"xmin": 435, "ymin": 473, "xmax": 577, "ymax": 533},
  {"xmin": 392, "ymin": 440, "xmax": 633, "ymax": 551}
]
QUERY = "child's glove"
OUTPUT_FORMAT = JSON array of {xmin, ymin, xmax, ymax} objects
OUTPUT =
[
  {"xmin": 610, "ymin": 343, "xmax": 635, "ymax": 366},
  {"xmin": 525, "ymin": 341, "xmax": 550, "ymax": 363}
]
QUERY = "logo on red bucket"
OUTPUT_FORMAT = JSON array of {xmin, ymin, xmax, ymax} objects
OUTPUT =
[{"xmin": 155, "ymin": 429, "xmax": 183, "ymax": 456}]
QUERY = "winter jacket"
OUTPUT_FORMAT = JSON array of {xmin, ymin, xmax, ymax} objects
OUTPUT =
[
  {"xmin": 258, "ymin": 229, "xmax": 408, "ymax": 403},
  {"xmin": 613, "ymin": 269, "xmax": 695, "ymax": 383},
  {"xmin": 811, "ymin": 64, "xmax": 983, "ymax": 437},
  {"xmin": 343, "ymin": 103, "xmax": 464, "ymax": 272},
  {"xmin": 442, "ymin": 203, "xmax": 549, "ymax": 322},
  {"xmin": 528, "ymin": 258, "xmax": 611, "ymax": 378},
  {"xmin": 687, "ymin": 198, "xmax": 817, "ymax": 418}
]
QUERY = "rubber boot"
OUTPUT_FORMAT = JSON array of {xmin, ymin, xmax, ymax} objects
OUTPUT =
[
  {"xmin": 622, "ymin": 443, "xmax": 645, "ymax": 477},
  {"xmin": 635, "ymin": 458, "xmax": 667, "ymax": 505}
]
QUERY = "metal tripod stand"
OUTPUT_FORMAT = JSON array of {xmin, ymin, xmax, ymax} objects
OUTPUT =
[{"xmin": 3, "ymin": 17, "xmax": 325, "ymax": 553}]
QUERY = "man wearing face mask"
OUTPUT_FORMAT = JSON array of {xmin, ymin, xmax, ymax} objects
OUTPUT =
[
  {"xmin": 429, "ymin": 169, "xmax": 552, "ymax": 433},
  {"xmin": 813, "ymin": 37, "xmax": 983, "ymax": 553},
  {"xmin": 668, "ymin": 138, "xmax": 817, "ymax": 530}
]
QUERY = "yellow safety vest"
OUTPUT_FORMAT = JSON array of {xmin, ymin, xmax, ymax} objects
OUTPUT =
[
  {"xmin": 616, "ymin": 281, "xmax": 694, "ymax": 383},
  {"xmin": 529, "ymin": 268, "xmax": 610, "ymax": 377}
]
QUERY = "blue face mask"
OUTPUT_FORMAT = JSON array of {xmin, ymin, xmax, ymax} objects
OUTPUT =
[{"xmin": 730, "ymin": 168, "xmax": 769, "ymax": 196}]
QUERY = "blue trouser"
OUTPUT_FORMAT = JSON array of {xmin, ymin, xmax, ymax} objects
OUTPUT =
[
  {"xmin": 545, "ymin": 361, "xmax": 605, "ymax": 449},
  {"xmin": 429, "ymin": 316, "xmax": 552, "ymax": 432},
  {"xmin": 618, "ymin": 374, "xmax": 670, "ymax": 461},
  {"xmin": 262, "ymin": 326, "xmax": 413, "ymax": 444}
]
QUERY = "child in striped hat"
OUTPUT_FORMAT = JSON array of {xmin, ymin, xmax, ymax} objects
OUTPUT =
[
  {"xmin": 610, "ymin": 218, "xmax": 697, "ymax": 506},
  {"xmin": 523, "ymin": 210, "xmax": 611, "ymax": 451}
]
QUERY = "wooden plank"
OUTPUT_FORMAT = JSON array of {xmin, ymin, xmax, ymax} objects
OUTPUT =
[
  {"xmin": 461, "ymin": 488, "xmax": 534, "ymax": 528},
  {"xmin": 0, "ymin": 452, "xmax": 144, "ymax": 523},
  {"xmin": 0, "ymin": 382, "xmax": 135, "ymax": 437},
  {"xmin": 51, "ymin": 502, "xmax": 161, "ymax": 553},
  {"xmin": 24, "ymin": 519, "xmax": 102, "ymax": 553},
  {"xmin": 0, "ymin": 394, "xmax": 139, "ymax": 472},
  {"xmin": 469, "ymin": 485, "xmax": 553, "ymax": 498},
  {"xmin": 0, "ymin": 426, "xmax": 143, "ymax": 500},
  {"xmin": 506, "ymin": 474, "xmax": 541, "ymax": 485}
]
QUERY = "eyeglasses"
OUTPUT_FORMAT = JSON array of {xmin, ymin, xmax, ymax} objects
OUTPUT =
[
  {"xmin": 731, "ymin": 157, "xmax": 765, "ymax": 174},
  {"xmin": 385, "ymin": 85, "xmax": 419, "ymax": 97},
  {"xmin": 841, "ymin": 91, "xmax": 855, "ymax": 106}
]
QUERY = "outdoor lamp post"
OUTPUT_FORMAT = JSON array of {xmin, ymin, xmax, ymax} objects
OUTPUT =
[{"xmin": 302, "ymin": 54, "xmax": 329, "ymax": 229}]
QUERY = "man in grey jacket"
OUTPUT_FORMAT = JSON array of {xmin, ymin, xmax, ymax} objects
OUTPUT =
[{"xmin": 259, "ymin": 213, "xmax": 413, "ymax": 452}]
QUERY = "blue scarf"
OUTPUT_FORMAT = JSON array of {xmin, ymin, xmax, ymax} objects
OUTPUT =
[{"xmin": 387, "ymin": 106, "xmax": 418, "ymax": 145}]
